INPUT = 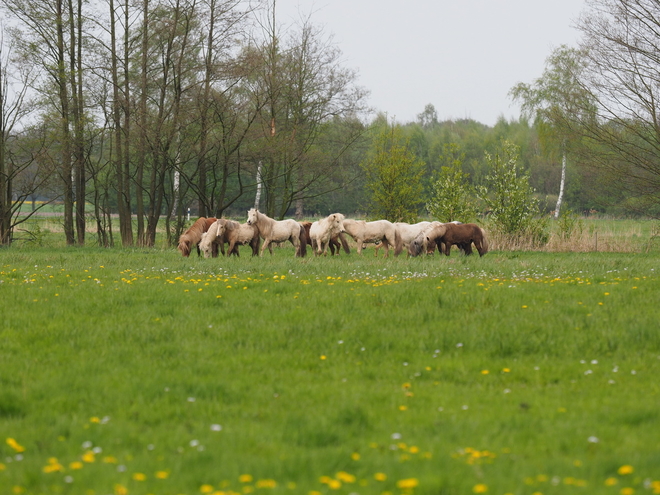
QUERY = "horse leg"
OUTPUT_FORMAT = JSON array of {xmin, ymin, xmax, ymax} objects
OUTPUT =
[{"xmin": 261, "ymin": 239, "xmax": 270, "ymax": 256}]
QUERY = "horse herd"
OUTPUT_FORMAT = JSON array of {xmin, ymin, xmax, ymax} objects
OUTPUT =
[{"xmin": 176, "ymin": 208, "xmax": 489, "ymax": 259}]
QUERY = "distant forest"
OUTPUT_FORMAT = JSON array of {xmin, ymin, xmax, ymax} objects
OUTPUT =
[{"xmin": 1, "ymin": 0, "xmax": 658, "ymax": 247}]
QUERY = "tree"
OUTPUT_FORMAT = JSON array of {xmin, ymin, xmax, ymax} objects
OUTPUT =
[
  {"xmin": 572, "ymin": 0, "xmax": 660, "ymax": 216},
  {"xmin": 479, "ymin": 140, "xmax": 548, "ymax": 244},
  {"xmin": 426, "ymin": 143, "xmax": 478, "ymax": 222},
  {"xmin": 510, "ymin": 45, "xmax": 592, "ymax": 219},
  {"xmin": 361, "ymin": 124, "xmax": 424, "ymax": 222},
  {"xmin": 0, "ymin": 32, "xmax": 50, "ymax": 246}
]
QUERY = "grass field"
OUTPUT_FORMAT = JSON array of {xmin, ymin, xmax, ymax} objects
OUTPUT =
[{"xmin": 1, "ymin": 243, "xmax": 660, "ymax": 495}]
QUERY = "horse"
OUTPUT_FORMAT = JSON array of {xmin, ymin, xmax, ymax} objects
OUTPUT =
[
  {"xmin": 246, "ymin": 209, "xmax": 307, "ymax": 257},
  {"xmin": 342, "ymin": 219, "xmax": 403, "ymax": 257},
  {"xmin": 375, "ymin": 221, "xmax": 431, "ymax": 257},
  {"xmin": 177, "ymin": 217, "xmax": 217, "ymax": 257},
  {"xmin": 309, "ymin": 213, "xmax": 347, "ymax": 256},
  {"xmin": 199, "ymin": 220, "xmax": 225, "ymax": 258},
  {"xmin": 200, "ymin": 219, "xmax": 260, "ymax": 258},
  {"xmin": 301, "ymin": 221, "xmax": 350, "ymax": 256},
  {"xmin": 414, "ymin": 222, "xmax": 488, "ymax": 257}
]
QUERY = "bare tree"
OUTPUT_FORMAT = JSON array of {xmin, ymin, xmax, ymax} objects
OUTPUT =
[{"xmin": 574, "ymin": 0, "xmax": 660, "ymax": 215}]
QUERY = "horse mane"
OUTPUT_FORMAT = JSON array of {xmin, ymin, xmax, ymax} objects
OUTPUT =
[{"xmin": 177, "ymin": 217, "xmax": 217, "ymax": 257}]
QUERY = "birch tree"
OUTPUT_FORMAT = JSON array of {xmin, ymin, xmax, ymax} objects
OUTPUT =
[{"xmin": 510, "ymin": 45, "xmax": 591, "ymax": 219}]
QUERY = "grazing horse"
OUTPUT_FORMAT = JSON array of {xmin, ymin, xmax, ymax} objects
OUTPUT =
[
  {"xmin": 177, "ymin": 217, "xmax": 217, "ymax": 257},
  {"xmin": 375, "ymin": 221, "xmax": 431, "ymax": 256},
  {"xmin": 342, "ymin": 219, "xmax": 403, "ymax": 257},
  {"xmin": 301, "ymin": 221, "xmax": 349, "ymax": 256},
  {"xmin": 309, "ymin": 213, "xmax": 346, "ymax": 256},
  {"xmin": 411, "ymin": 222, "xmax": 488, "ymax": 257},
  {"xmin": 246, "ymin": 209, "xmax": 307, "ymax": 257},
  {"xmin": 200, "ymin": 219, "xmax": 259, "ymax": 258}
]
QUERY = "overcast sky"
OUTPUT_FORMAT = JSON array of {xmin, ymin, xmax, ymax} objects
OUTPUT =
[{"xmin": 274, "ymin": 0, "xmax": 586, "ymax": 126}]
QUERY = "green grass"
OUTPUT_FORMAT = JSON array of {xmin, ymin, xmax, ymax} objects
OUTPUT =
[{"xmin": 1, "ymin": 247, "xmax": 660, "ymax": 495}]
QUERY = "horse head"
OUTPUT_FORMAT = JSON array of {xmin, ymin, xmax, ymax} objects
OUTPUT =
[
  {"xmin": 199, "ymin": 232, "xmax": 213, "ymax": 258},
  {"xmin": 247, "ymin": 208, "xmax": 258, "ymax": 225}
]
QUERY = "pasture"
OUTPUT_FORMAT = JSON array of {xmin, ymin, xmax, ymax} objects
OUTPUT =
[{"xmin": 1, "ymin": 244, "xmax": 660, "ymax": 495}]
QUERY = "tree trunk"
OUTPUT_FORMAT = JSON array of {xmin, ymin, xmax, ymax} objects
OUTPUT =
[
  {"xmin": 56, "ymin": 0, "xmax": 75, "ymax": 245},
  {"xmin": 554, "ymin": 148, "xmax": 567, "ymax": 219}
]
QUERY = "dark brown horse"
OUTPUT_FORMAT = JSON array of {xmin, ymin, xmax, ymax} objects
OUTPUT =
[
  {"xmin": 409, "ymin": 223, "xmax": 488, "ymax": 257},
  {"xmin": 177, "ymin": 217, "xmax": 217, "ymax": 257}
]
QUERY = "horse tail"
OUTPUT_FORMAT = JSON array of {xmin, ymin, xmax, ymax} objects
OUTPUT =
[
  {"xmin": 339, "ymin": 232, "xmax": 351, "ymax": 254},
  {"xmin": 393, "ymin": 228, "xmax": 403, "ymax": 256},
  {"xmin": 479, "ymin": 227, "xmax": 489, "ymax": 255},
  {"xmin": 297, "ymin": 224, "xmax": 307, "ymax": 257}
]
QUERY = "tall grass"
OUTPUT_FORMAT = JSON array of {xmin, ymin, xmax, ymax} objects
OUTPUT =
[{"xmin": 1, "ymin": 247, "xmax": 659, "ymax": 494}]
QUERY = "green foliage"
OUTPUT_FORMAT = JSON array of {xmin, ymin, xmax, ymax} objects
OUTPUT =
[
  {"xmin": 361, "ymin": 125, "xmax": 425, "ymax": 221},
  {"xmin": 479, "ymin": 140, "xmax": 549, "ymax": 244},
  {"xmin": 557, "ymin": 208, "xmax": 583, "ymax": 240},
  {"xmin": 426, "ymin": 144, "xmax": 479, "ymax": 222}
]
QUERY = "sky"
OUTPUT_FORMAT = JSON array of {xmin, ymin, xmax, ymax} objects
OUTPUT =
[{"xmin": 274, "ymin": 0, "xmax": 586, "ymax": 127}]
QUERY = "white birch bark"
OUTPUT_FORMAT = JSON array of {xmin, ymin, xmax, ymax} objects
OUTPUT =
[
  {"xmin": 554, "ymin": 149, "xmax": 566, "ymax": 219},
  {"xmin": 254, "ymin": 161, "xmax": 263, "ymax": 209}
]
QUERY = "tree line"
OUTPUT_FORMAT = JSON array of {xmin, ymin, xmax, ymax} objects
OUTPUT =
[{"xmin": 1, "ymin": 0, "xmax": 658, "ymax": 247}]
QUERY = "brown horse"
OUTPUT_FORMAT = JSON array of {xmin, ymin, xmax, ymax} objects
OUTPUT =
[
  {"xmin": 408, "ymin": 223, "xmax": 488, "ymax": 256},
  {"xmin": 428, "ymin": 223, "xmax": 488, "ymax": 256},
  {"xmin": 177, "ymin": 217, "xmax": 217, "ymax": 257}
]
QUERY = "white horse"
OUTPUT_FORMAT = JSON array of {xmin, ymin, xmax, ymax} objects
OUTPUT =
[
  {"xmin": 199, "ymin": 219, "xmax": 225, "ymax": 258},
  {"xmin": 246, "ymin": 209, "xmax": 307, "ymax": 257},
  {"xmin": 342, "ymin": 219, "xmax": 403, "ymax": 257},
  {"xmin": 375, "ymin": 221, "xmax": 431, "ymax": 256},
  {"xmin": 309, "ymin": 213, "xmax": 346, "ymax": 256}
]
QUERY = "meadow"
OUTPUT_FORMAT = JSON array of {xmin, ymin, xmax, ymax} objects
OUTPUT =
[{"xmin": 1, "ymin": 238, "xmax": 660, "ymax": 495}]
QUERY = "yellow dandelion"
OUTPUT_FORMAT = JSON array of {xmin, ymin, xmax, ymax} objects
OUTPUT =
[
  {"xmin": 103, "ymin": 456, "xmax": 118, "ymax": 463},
  {"xmin": 605, "ymin": 478, "xmax": 618, "ymax": 486},
  {"xmin": 309, "ymin": 492, "xmax": 322, "ymax": 495},
  {"xmin": 82, "ymin": 451, "xmax": 96, "ymax": 463},
  {"xmin": 132, "ymin": 472, "xmax": 146, "ymax": 481},
  {"xmin": 396, "ymin": 478, "xmax": 419, "ymax": 489},
  {"xmin": 620, "ymin": 488, "xmax": 635, "ymax": 495},
  {"xmin": 336, "ymin": 471, "xmax": 356, "ymax": 483},
  {"xmin": 502, "ymin": 368, "xmax": 511, "ymax": 373},
  {"xmin": 351, "ymin": 452, "xmax": 360, "ymax": 461},
  {"xmin": 90, "ymin": 416, "xmax": 101, "ymax": 423},
  {"xmin": 327, "ymin": 479, "xmax": 341, "ymax": 490},
  {"xmin": 0, "ymin": 463, "xmax": 5, "ymax": 471},
  {"xmin": 319, "ymin": 476, "xmax": 332, "ymax": 484},
  {"xmin": 200, "ymin": 485, "xmax": 215, "ymax": 493},
  {"xmin": 481, "ymin": 370, "xmax": 489, "ymax": 375},
  {"xmin": 6, "ymin": 438, "xmax": 25, "ymax": 453},
  {"xmin": 256, "ymin": 479, "xmax": 277, "ymax": 488},
  {"xmin": 409, "ymin": 446, "xmax": 420, "ymax": 454},
  {"xmin": 473, "ymin": 484, "xmax": 488, "ymax": 493},
  {"xmin": 399, "ymin": 405, "xmax": 408, "ymax": 411},
  {"xmin": 239, "ymin": 474, "xmax": 253, "ymax": 483},
  {"xmin": 12, "ymin": 487, "xmax": 26, "ymax": 495},
  {"xmin": 618, "ymin": 465, "xmax": 634, "ymax": 475},
  {"xmin": 69, "ymin": 461, "xmax": 84, "ymax": 470},
  {"xmin": 155, "ymin": 471, "xmax": 169, "ymax": 479},
  {"xmin": 114, "ymin": 484, "xmax": 128, "ymax": 495},
  {"xmin": 320, "ymin": 355, "xmax": 327, "ymax": 360},
  {"xmin": 374, "ymin": 473, "xmax": 387, "ymax": 481}
]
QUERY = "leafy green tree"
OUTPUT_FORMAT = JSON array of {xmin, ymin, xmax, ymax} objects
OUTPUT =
[
  {"xmin": 426, "ymin": 144, "xmax": 478, "ymax": 222},
  {"xmin": 361, "ymin": 125, "xmax": 424, "ymax": 222},
  {"xmin": 479, "ymin": 140, "xmax": 548, "ymax": 244}
]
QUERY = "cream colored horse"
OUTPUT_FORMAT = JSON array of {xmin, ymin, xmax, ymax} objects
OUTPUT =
[
  {"xmin": 246, "ymin": 209, "xmax": 307, "ymax": 257},
  {"xmin": 342, "ymin": 219, "xmax": 403, "ymax": 257},
  {"xmin": 309, "ymin": 213, "xmax": 346, "ymax": 256}
]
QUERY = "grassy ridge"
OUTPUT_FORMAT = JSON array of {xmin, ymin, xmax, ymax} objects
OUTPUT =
[{"xmin": 1, "ymin": 247, "xmax": 659, "ymax": 495}]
